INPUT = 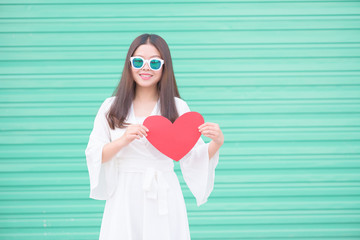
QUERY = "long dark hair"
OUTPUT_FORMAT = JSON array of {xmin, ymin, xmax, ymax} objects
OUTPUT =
[{"xmin": 106, "ymin": 33, "xmax": 181, "ymax": 129}]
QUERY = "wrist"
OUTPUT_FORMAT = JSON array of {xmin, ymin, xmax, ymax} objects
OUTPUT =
[
  {"xmin": 211, "ymin": 140, "xmax": 223, "ymax": 148},
  {"xmin": 116, "ymin": 135, "xmax": 129, "ymax": 148}
]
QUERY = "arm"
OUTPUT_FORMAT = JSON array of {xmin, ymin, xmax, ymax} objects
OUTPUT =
[
  {"xmin": 102, "ymin": 137, "xmax": 127, "ymax": 163},
  {"xmin": 208, "ymin": 140, "xmax": 222, "ymax": 159},
  {"xmin": 102, "ymin": 124, "xmax": 149, "ymax": 163},
  {"xmin": 176, "ymin": 98, "xmax": 222, "ymax": 206},
  {"xmin": 84, "ymin": 97, "xmax": 116, "ymax": 199}
]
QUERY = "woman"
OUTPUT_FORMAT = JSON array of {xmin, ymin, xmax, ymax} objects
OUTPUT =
[{"xmin": 85, "ymin": 33, "xmax": 224, "ymax": 240}]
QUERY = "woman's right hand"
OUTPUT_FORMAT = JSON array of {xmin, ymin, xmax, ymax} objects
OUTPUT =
[{"xmin": 120, "ymin": 124, "xmax": 149, "ymax": 146}]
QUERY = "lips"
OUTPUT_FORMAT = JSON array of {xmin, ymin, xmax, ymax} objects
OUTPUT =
[{"xmin": 139, "ymin": 74, "xmax": 152, "ymax": 80}]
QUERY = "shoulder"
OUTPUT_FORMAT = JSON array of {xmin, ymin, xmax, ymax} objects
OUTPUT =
[
  {"xmin": 99, "ymin": 96, "xmax": 116, "ymax": 112},
  {"xmin": 174, "ymin": 97, "xmax": 190, "ymax": 115},
  {"xmin": 174, "ymin": 96, "xmax": 186, "ymax": 106},
  {"xmin": 104, "ymin": 96, "xmax": 116, "ymax": 105},
  {"xmin": 105, "ymin": 96, "xmax": 116, "ymax": 104}
]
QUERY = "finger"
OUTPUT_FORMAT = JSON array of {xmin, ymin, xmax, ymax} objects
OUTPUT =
[
  {"xmin": 199, "ymin": 126, "xmax": 215, "ymax": 133},
  {"xmin": 136, "ymin": 129, "xmax": 146, "ymax": 138},
  {"xmin": 198, "ymin": 123, "xmax": 207, "ymax": 128},
  {"xmin": 133, "ymin": 131, "xmax": 143, "ymax": 139},
  {"xmin": 199, "ymin": 128, "xmax": 210, "ymax": 134},
  {"xmin": 204, "ymin": 122, "xmax": 218, "ymax": 128},
  {"xmin": 138, "ymin": 128, "xmax": 147, "ymax": 137},
  {"xmin": 198, "ymin": 122, "xmax": 210, "ymax": 129},
  {"xmin": 205, "ymin": 130, "xmax": 220, "ymax": 138},
  {"xmin": 129, "ymin": 132, "xmax": 140, "ymax": 138},
  {"xmin": 198, "ymin": 125, "xmax": 208, "ymax": 131},
  {"xmin": 128, "ymin": 124, "xmax": 139, "ymax": 131},
  {"xmin": 129, "ymin": 128, "xmax": 141, "ymax": 135},
  {"xmin": 130, "ymin": 126, "xmax": 144, "ymax": 135},
  {"xmin": 202, "ymin": 130, "xmax": 215, "ymax": 136},
  {"xmin": 202, "ymin": 133, "xmax": 216, "ymax": 139},
  {"xmin": 199, "ymin": 122, "xmax": 211, "ymax": 127},
  {"xmin": 204, "ymin": 122, "xmax": 218, "ymax": 127},
  {"xmin": 198, "ymin": 123, "xmax": 217, "ymax": 131},
  {"xmin": 141, "ymin": 125, "xmax": 149, "ymax": 132},
  {"xmin": 129, "ymin": 130, "xmax": 142, "ymax": 138},
  {"xmin": 199, "ymin": 125, "xmax": 213, "ymax": 130},
  {"xmin": 127, "ymin": 135, "xmax": 139, "ymax": 142},
  {"xmin": 140, "ymin": 125, "xmax": 149, "ymax": 133}
]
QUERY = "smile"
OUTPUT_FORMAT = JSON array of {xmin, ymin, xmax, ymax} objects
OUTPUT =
[{"xmin": 140, "ymin": 74, "xmax": 152, "ymax": 80}]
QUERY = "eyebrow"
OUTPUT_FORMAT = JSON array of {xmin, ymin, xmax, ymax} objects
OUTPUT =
[{"xmin": 135, "ymin": 54, "xmax": 161, "ymax": 58}]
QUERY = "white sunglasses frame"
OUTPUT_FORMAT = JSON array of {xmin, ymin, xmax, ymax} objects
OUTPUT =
[{"xmin": 130, "ymin": 56, "xmax": 165, "ymax": 71}]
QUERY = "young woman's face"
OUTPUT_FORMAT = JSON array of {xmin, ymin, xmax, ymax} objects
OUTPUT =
[{"xmin": 131, "ymin": 44, "xmax": 163, "ymax": 89}]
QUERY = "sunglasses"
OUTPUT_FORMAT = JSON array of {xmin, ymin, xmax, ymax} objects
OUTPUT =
[{"xmin": 130, "ymin": 56, "xmax": 165, "ymax": 71}]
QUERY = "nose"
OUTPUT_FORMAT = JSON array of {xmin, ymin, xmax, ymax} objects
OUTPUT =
[{"xmin": 142, "ymin": 60, "xmax": 150, "ymax": 70}]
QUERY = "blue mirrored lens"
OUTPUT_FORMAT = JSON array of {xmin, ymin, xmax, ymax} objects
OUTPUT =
[
  {"xmin": 150, "ymin": 59, "xmax": 161, "ymax": 70},
  {"xmin": 132, "ymin": 58, "xmax": 143, "ymax": 68}
]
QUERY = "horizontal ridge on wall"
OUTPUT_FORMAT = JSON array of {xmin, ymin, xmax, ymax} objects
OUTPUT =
[{"xmin": 1, "ymin": 0, "xmax": 360, "ymax": 239}]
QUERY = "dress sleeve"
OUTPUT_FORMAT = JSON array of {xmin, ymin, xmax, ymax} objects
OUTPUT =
[
  {"xmin": 178, "ymin": 99, "xmax": 220, "ymax": 206},
  {"xmin": 85, "ymin": 97, "xmax": 118, "ymax": 200}
]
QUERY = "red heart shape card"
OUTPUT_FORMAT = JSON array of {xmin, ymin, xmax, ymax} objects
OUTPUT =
[{"xmin": 143, "ymin": 111, "xmax": 204, "ymax": 161}]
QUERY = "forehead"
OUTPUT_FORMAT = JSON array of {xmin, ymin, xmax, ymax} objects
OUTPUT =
[{"xmin": 133, "ymin": 44, "xmax": 161, "ymax": 58}]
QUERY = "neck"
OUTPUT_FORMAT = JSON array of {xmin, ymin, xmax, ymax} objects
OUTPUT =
[{"xmin": 134, "ymin": 85, "xmax": 159, "ymax": 102}]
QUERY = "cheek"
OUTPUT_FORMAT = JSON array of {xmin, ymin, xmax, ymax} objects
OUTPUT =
[
  {"xmin": 155, "ymin": 71, "xmax": 163, "ymax": 79},
  {"xmin": 131, "ymin": 69, "xmax": 140, "ymax": 78}
]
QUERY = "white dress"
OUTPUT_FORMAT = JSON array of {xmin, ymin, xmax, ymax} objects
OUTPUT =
[{"xmin": 85, "ymin": 96, "xmax": 220, "ymax": 240}]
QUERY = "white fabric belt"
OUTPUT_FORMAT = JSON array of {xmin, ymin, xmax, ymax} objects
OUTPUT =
[
  {"xmin": 116, "ymin": 159, "xmax": 173, "ymax": 215},
  {"xmin": 142, "ymin": 167, "xmax": 170, "ymax": 215}
]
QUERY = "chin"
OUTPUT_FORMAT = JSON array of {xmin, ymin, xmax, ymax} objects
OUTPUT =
[
  {"xmin": 135, "ymin": 81, "xmax": 157, "ymax": 88},
  {"xmin": 135, "ymin": 78, "xmax": 160, "ymax": 87}
]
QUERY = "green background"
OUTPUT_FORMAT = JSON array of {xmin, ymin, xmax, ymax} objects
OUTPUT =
[{"xmin": 1, "ymin": 0, "xmax": 360, "ymax": 239}]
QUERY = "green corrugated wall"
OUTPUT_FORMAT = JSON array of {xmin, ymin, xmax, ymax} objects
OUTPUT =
[{"xmin": 1, "ymin": 0, "xmax": 360, "ymax": 239}]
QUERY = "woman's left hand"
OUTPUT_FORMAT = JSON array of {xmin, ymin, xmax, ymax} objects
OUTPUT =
[{"xmin": 198, "ymin": 122, "xmax": 224, "ymax": 146}]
